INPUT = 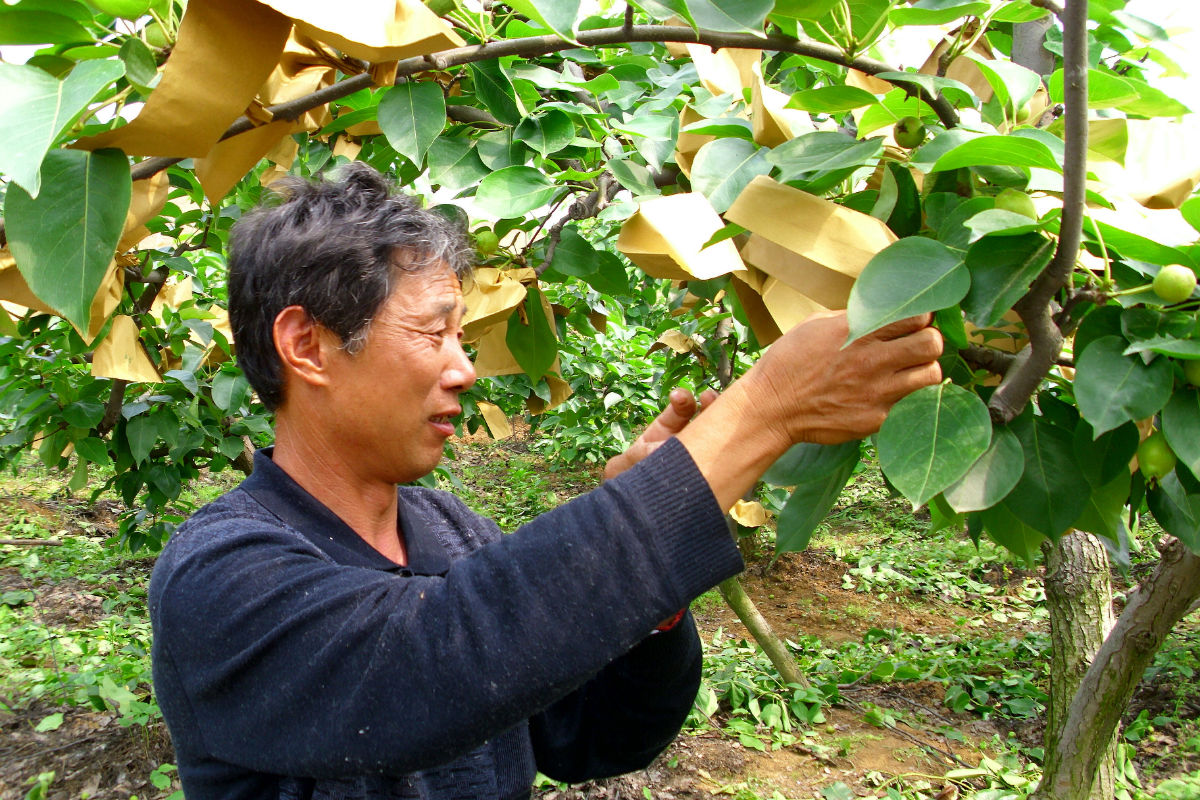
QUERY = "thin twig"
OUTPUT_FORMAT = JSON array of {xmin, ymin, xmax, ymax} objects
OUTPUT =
[{"xmin": 0, "ymin": 538, "xmax": 63, "ymax": 546}]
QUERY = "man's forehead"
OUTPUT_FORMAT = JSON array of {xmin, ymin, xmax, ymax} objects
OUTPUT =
[{"xmin": 390, "ymin": 267, "xmax": 466, "ymax": 316}]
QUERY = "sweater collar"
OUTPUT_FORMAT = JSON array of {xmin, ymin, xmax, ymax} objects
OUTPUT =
[{"xmin": 240, "ymin": 448, "xmax": 452, "ymax": 576}]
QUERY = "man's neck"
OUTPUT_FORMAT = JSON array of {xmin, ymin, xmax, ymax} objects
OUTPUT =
[{"xmin": 271, "ymin": 418, "xmax": 408, "ymax": 565}]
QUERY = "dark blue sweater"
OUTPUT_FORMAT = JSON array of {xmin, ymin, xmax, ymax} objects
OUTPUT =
[{"xmin": 149, "ymin": 439, "xmax": 743, "ymax": 799}]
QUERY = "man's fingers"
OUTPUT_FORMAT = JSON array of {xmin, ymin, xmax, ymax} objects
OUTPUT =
[{"xmin": 866, "ymin": 313, "xmax": 936, "ymax": 341}]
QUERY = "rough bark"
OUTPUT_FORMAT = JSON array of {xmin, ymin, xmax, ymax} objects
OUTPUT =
[
  {"xmin": 1039, "ymin": 531, "xmax": 1117, "ymax": 800},
  {"xmin": 1033, "ymin": 537, "xmax": 1200, "ymax": 800}
]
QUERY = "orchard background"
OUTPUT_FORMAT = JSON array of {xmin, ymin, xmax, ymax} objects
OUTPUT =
[{"xmin": 1, "ymin": 0, "xmax": 1200, "ymax": 798}]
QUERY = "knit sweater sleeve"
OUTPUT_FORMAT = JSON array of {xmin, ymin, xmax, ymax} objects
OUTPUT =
[{"xmin": 150, "ymin": 438, "xmax": 742, "ymax": 780}]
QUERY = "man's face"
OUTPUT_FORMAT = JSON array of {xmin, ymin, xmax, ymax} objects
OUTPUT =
[{"xmin": 323, "ymin": 262, "xmax": 475, "ymax": 485}]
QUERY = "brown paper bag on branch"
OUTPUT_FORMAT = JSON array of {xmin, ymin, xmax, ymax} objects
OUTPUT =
[
  {"xmin": 617, "ymin": 193, "xmax": 745, "ymax": 282},
  {"xmin": 752, "ymin": 62, "xmax": 814, "ymax": 148},
  {"xmin": 92, "ymin": 315, "xmax": 162, "ymax": 382},
  {"xmin": 254, "ymin": 0, "xmax": 464, "ymax": 62},
  {"xmin": 725, "ymin": 176, "xmax": 896, "ymax": 316},
  {"xmin": 117, "ymin": 173, "xmax": 170, "ymax": 253},
  {"xmin": 461, "ymin": 267, "xmax": 535, "ymax": 342},
  {"xmin": 683, "ymin": 45, "xmax": 759, "ymax": 98},
  {"xmin": 476, "ymin": 401, "xmax": 513, "ymax": 440},
  {"xmin": 74, "ymin": 0, "xmax": 293, "ymax": 158}
]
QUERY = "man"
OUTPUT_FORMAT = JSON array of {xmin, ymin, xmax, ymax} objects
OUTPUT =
[{"xmin": 149, "ymin": 163, "xmax": 942, "ymax": 799}]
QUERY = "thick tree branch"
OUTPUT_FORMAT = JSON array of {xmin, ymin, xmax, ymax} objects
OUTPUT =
[
  {"xmin": 538, "ymin": 173, "xmax": 621, "ymax": 272},
  {"xmin": 1033, "ymin": 537, "xmax": 1200, "ymax": 800},
  {"xmin": 987, "ymin": 0, "xmax": 1087, "ymax": 423},
  {"xmin": 127, "ymin": 24, "xmax": 961, "ymax": 183}
]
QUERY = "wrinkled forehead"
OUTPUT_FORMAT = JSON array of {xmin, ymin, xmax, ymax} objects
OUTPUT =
[{"xmin": 385, "ymin": 261, "xmax": 467, "ymax": 318}]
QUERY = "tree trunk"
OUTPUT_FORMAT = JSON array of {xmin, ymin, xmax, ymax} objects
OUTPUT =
[
  {"xmin": 1039, "ymin": 531, "xmax": 1117, "ymax": 800},
  {"xmin": 1033, "ymin": 537, "xmax": 1200, "ymax": 800},
  {"xmin": 718, "ymin": 574, "xmax": 809, "ymax": 688}
]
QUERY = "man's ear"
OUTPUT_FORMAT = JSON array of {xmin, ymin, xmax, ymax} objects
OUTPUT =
[{"xmin": 273, "ymin": 306, "xmax": 337, "ymax": 389}]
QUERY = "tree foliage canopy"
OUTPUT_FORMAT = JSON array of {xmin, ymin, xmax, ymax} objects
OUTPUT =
[{"xmin": 1, "ymin": 0, "xmax": 1200, "ymax": 563}]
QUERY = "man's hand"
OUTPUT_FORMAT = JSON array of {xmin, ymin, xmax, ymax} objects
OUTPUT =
[
  {"xmin": 604, "ymin": 388, "xmax": 718, "ymax": 480},
  {"xmin": 675, "ymin": 312, "xmax": 942, "ymax": 510},
  {"xmin": 749, "ymin": 312, "xmax": 944, "ymax": 447}
]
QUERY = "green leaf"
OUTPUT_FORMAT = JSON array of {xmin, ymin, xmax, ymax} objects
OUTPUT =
[
  {"xmin": 874, "ymin": 161, "xmax": 921, "ymax": 238},
  {"xmin": 943, "ymin": 426, "xmax": 1023, "ymax": 513},
  {"xmin": 1073, "ymin": 420, "xmax": 1139, "ymax": 489},
  {"xmin": 635, "ymin": 0, "xmax": 696, "ymax": 25},
  {"xmin": 1086, "ymin": 218, "xmax": 1193, "ymax": 268},
  {"xmin": 1163, "ymin": 390, "xmax": 1200, "ymax": 480},
  {"xmin": 769, "ymin": 0, "xmax": 840, "ymax": 21},
  {"xmin": 218, "ymin": 436, "xmax": 246, "ymax": 460},
  {"xmin": 61, "ymin": 399, "xmax": 105, "ymax": 429},
  {"xmin": 607, "ymin": 158, "xmax": 658, "ymax": 196},
  {"xmin": 845, "ymin": 238, "xmax": 968, "ymax": 343},
  {"xmin": 1181, "ymin": 196, "xmax": 1200, "ymax": 237},
  {"xmin": 680, "ymin": 118, "xmax": 754, "ymax": 139},
  {"xmin": 773, "ymin": 442, "xmax": 860, "ymax": 554},
  {"xmin": 932, "ymin": 135, "xmax": 1063, "ymax": 173},
  {"xmin": 73, "ymin": 435, "xmax": 111, "ymax": 466},
  {"xmin": 35, "ymin": 712, "xmax": 64, "ymax": 732},
  {"xmin": 871, "ymin": 71, "xmax": 976, "ymax": 108},
  {"xmin": 1072, "ymin": 472, "xmax": 1129, "ymax": 545},
  {"xmin": 118, "ymin": 37, "xmax": 158, "ymax": 92},
  {"xmin": 428, "ymin": 136, "xmax": 489, "ymax": 196},
  {"xmin": 686, "ymin": 0, "xmax": 773, "ymax": 34},
  {"xmin": 37, "ymin": 428, "xmax": 68, "ymax": 468},
  {"xmin": 785, "ymin": 85, "xmax": 879, "ymax": 113},
  {"xmin": 505, "ymin": 289, "xmax": 557, "ymax": 383},
  {"xmin": 514, "ymin": 109, "xmax": 574, "ymax": 158},
  {"xmin": 475, "ymin": 166, "xmax": 559, "ymax": 218},
  {"xmin": 877, "ymin": 383, "xmax": 992, "ymax": 508},
  {"xmin": 1147, "ymin": 468, "xmax": 1200, "ymax": 553},
  {"xmin": 963, "ymin": 233, "xmax": 1054, "ymax": 328},
  {"xmin": 5, "ymin": 148, "xmax": 131, "ymax": 335},
  {"xmin": 0, "ymin": 10, "xmax": 92, "ymax": 44},
  {"xmin": 971, "ymin": 58, "xmax": 1041, "ymax": 114},
  {"xmin": 890, "ymin": 0, "xmax": 989, "ymax": 27},
  {"xmin": 767, "ymin": 131, "xmax": 884, "ymax": 181},
  {"xmin": 548, "ymin": 227, "xmax": 598, "ymax": 277},
  {"xmin": 1048, "ymin": 68, "xmax": 1138, "ymax": 109},
  {"xmin": 211, "ymin": 371, "xmax": 250, "ymax": 412},
  {"xmin": 1003, "ymin": 415, "xmax": 1090, "ymax": 540},
  {"xmin": 690, "ymin": 138, "xmax": 772, "ymax": 214},
  {"xmin": 1075, "ymin": 336, "xmax": 1174, "ymax": 436},
  {"xmin": 963, "ymin": 209, "xmax": 1043, "ymax": 242},
  {"xmin": 378, "ymin": 82, "xmax": 446, "ymax": 167},
  {"xmin": 0, "ymin": 59, "xmax": 124, "ymax": 196},
  {"xmin": 125, "ymin": 414, "xmax": 158, "ymax": 465},
  {"xmin": 980, "ymin": 503, "xmax": 1045, "ymax": 565},
  {"xmin": 505, "ymin": 0, "xmax": 581, "ymax": 42},
  {"xmin": 468, "ymin": 61, "xmax": 522, "ymax": 126},
  {"xmin": 581, "ymin": 252, "xmax": 632, "ymax": 297}
]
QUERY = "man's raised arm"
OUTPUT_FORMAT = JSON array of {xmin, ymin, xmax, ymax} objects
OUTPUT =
[{"xmin": 658, "ymin": 311, "xmax": 943, "ymax": 510}]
